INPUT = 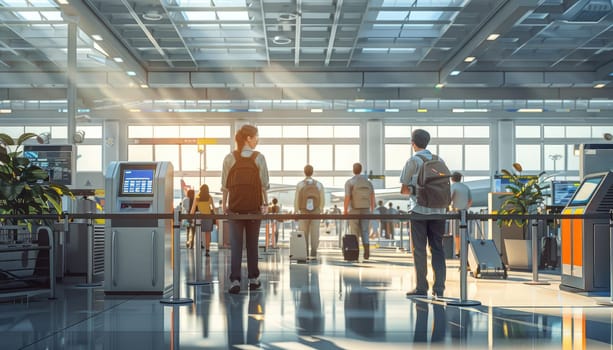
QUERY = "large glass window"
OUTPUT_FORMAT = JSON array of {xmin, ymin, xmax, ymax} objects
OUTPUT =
[
  {"xmin": 155, "ymin": 145, "xmax": 179, "ymax": 165},
  {"xmin": 309, "ymin": 145, "xmax": 333, "ymax": 170},
  {"xmin": 464, "ymin": 145, "xmax": 489, "ymax": 171},
  {"xmin": 516, "ymin": 125, "xmax": 540, "ymax": 138},
  {"xmin": 206, "ymin": 145, "xmax": 231, "ymax": 171},
  {"xmin": 515, "ymin": 144, "xmax": 541, "ymax": 170},
  {"xmin": 544, "ymin": 145, "xmax": 566, "ymax": 172},
  {"xmin": 438, "ymin": 145, "xmax": 462, "ymax": 171},
  {"xmin": 128, "ymin": 145, "xmax": 153, "ymax": 161},
  {"xmin": 129, "ymin": 125, "xmax": 153, "ymax": 138},
  {"xmin": 76, "ymin": 145, "xmax": 102, "ymax": 171},
  {"xmin": 257, "ymin": 145, "xmax": 282, "ymax": 171},
  {"xmin": 283, "ymin": 145, "xmax": 307, "ymax": 170},
  {"xmin": 181, "ymin": 145, "xmax": 200, "ymax": 171},
  {"xmin": 385, "ymin": 144, "xmax": 410, "ymax": 171},
  {"xmin": 335, "ymin": 145, "xmax": 360, "ymax": 172}
]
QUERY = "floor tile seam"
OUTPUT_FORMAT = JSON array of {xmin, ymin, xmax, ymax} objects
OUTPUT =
[{"xmin": 17, "ymin": 296, "xmax": 137, "ymax": 348}]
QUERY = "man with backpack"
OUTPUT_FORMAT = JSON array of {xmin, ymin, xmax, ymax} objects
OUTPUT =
[
  {"xmin": 294, "ymin": 164, "xmax": 325, "ymax": 259},
  {"xmin": 400, "ymin": 129, "xmax": 451, "ymax": 298},
  {"xmin": 343, "ymin": 162, "xmax": 375, "ymax": 260}
]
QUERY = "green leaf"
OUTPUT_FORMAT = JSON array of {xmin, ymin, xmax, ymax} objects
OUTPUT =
[
  {"xmin": 0, "ymin": 133, "xmax": 15, "ymax": 146},
  {"xmin": 16, "ymin": 132, "xmax": 39, "ymax": 146}
]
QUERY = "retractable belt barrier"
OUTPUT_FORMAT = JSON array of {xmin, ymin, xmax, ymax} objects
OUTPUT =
[{"xmin": 3, "ymin": 212, "xmax": 611, "ymax": 307}]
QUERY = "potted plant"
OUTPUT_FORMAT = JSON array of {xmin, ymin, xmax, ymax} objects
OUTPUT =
[
  {"xmin": 0, "ymin": 132, "xmax": 72, "ymax": 235},
  {"xmin": 498, "ymin": 162, "xmax": 549, "ymax": 270}
]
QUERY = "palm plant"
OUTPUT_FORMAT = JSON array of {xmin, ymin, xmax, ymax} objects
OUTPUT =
[
  {"xmin": 498, "ymin": 162, "xmax": 549, "ymax": 231},
  {"xmin": 0, "ymin": 132, "xmax": 72, "ymax": 230}
]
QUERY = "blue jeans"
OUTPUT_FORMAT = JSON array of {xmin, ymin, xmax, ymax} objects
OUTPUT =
[
  {"xmin": 228, "ymin": 218, "xmax": 261, "ymax": 282},
  {"xmin": 410, "ymin": 218, "xmax": 446, "ymax": 294}
]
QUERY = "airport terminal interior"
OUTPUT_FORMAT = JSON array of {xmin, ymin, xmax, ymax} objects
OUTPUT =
[{"xmin": 1, "ymin": 0, "xmax": 613, "ymax": 349}]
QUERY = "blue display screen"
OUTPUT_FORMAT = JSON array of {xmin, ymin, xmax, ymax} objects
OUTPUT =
[
  {"xmin": 568, "ymin": 176, "xmax": 603, "ymax": 207},
  {"xmin": 494, "ymin": 175, "xmax": 538, "ymax": 192},
  {"xmin": 551, "ymin": 181, "xmax": 580, "ymax": 206},
  {"xmin": 120, "ymin": 167, "xmax": 154, "ymax": 196}
]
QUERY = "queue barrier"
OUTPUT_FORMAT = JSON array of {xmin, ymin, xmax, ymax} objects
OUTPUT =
[{"xmin": 3, "ymin": 211, "xmax": 612, "ymax": 307}]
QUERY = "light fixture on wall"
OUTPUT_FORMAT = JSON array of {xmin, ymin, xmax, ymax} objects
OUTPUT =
[
  {"xmin": 73, "ymin": 130, "xmax": 85, "ymax": 144},
  {"xmin": 37, "ymin": 132, "xmax": 51, "ymax": 144},
  {"xmin": 604, "ymin": 132, "xmax": 613, "ymax": 141}
]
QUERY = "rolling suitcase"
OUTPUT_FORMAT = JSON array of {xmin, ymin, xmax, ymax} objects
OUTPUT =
[
  {"xmin": 467, "ymin": 223, "xmax": 507, "ymax": 279},
  {"xmin": 290, "ymin": 231, "xmax": 307, "ymax": 262},
  {"xmin": 342, "ymin": 235, "xmax": 360, "ymax": 261}
]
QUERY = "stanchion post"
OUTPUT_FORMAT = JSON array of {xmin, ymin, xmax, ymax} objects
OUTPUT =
[
  {"xmin": 525, "ymin": 218, "xmax": 549, "ymax": 285},
  {"xmin": 186, "ymin": 221, "xmax": 213, "ymax": 286},
  {"xmin": 161, "ymin": 210, "xmax": 192, "ymax": 305},
  {"xmin": 446, "ymin": 210, "xmax": 481, "ymax": 307},
  {"xmin": 48, "ymin": 226, "xmax": 56, "ymax": 299},
  {"xmin": 597, "ymin": 209, "xmax": 613, "ymax": 306},
  {"xmin": 75, "ymin": 217, "xmax": 102, "ymax": 288}
]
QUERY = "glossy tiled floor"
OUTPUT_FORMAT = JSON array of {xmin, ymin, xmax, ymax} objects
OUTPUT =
[{"xmin": 2, "ymin": 234, "xmax": 613, "ymax": 350}]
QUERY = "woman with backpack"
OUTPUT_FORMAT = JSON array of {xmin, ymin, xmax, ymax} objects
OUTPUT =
[
  {"xmin": 190, "ymin": 184, "xmax": 215, "ymax": 256},
  {"xmin": 221, "ymin": 124, "xmax": 270, "ymax": 294}
]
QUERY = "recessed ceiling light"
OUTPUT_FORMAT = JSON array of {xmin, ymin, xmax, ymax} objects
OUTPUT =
[
  {"xmin": 272, "ymin": 35, "xmax": 292, "ymax": 45},
  {"xmin": 417, "ymin": 108, "xmax": 428, "ymax": 113},
  {"xmin": 310, "ymin": 108, "xmax": 323, "ymax": 113},
  {"xmin": 487, "ymin": 33, "xmax": 500, "ymax": 41},
  {"xmin": 594, "ymin": 83, "xmax": 606, "ymax": 88},
  {"xmin": 91, "ymin": 34, "xmax": 103, "ymax": 41},
  {"xmin": 142, "ymin": 10, "xmax": 164, "ymax": 21},
  {"xmin": 278, "ymin": 13, "xmax": 298, "ymax": 21},
  {"xmin": 140, "ymin": 84, "xmax": 149, "ymax": 88},
  {"xmin": 517, "ymin": 108, "xmax": 543, "ymax": 113},
  {"xmin": 126, "ymin": 71, "xmax": 136, "ymax": 76},
  {"xmin": 113, "ymin": 57, "xmax": 124, "ymax": 63},
  {"xmin": 464, "ymin": 56, "xmax": 476, "ymax": 63},
  {"xmin": 450, "ymin": 70, "xmax": 461, "ymax": 76},
  {"xmin": 56, "ymin": 0, "xmax": 69, "ymax": 4},
  {"xmin": 435, "ymin": 83, "xmax": 444, "ymax": 89},
  {"xmin": 0, "ymin": 109, "xmax": 12, "ymax": 114}
]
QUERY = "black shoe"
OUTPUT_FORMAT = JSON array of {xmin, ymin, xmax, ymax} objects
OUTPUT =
[
  {"xmin": 228, "ymin": 281, "xmax": 240, "ymax": 294},
  {"xmin": 432, "ymin": 291, "xmax": 444, "ymax": 298},
  {"xmin": 205, "ymin": 250, "xmax": 210, "ymax": 257},
  {"xmin": 249, "ymin": 279, "xmax": 261, "ymax": 291},
  {"xmin": 405, "ymin": 289, "xmax": 428, "ymax": 297}
]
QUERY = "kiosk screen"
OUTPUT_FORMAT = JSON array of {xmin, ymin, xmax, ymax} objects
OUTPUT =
[
  {"xmin": 119, "ymin": 165, "xmax": 155, "ymax": 196},
  {"xmin": 552, "ymin": 180, "xmax": 580, "ymax": 206},
  {"xmin": 568, "ymin": 176, "xmax": 603, "ymax": 206},
  {"xmin": 494, "ymin": 174, "xmax": 538, "ymax": 192}
]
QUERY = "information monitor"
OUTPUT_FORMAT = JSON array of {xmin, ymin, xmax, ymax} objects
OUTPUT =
[
  {"xmin": 568, "ymin": 175, "xmax": 603, "ymax": 207},
  {"xmin": 551, "ymin": 180, "xmax": 580, "ymax": 206},
  {"xmin": 118, "ymin": 164, "xmax": 156, "ymax": 196}
]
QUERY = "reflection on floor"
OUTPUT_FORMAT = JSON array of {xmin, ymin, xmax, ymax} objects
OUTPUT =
[{"xmin": 1, "ymin": 243, "xmax": 613, "ymax": 349}]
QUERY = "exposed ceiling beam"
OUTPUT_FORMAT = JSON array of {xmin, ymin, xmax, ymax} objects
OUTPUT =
[
  {"xmin": 259, "ymin": 0, "xmax": 271, "ymax": 65},
  {"xmin": 439, "ymin": 0, "xmax": 543, "ymax": 81},
  {"xmin": 118, "ymin": 0, "xmax": 174, "ymax": 68},
  {"xmin": 324, "ymin": 0, "xmax": 343, "ymax": 67},
  {"xmin": 58, "ymin": 0, "xmax": 146, "ymax": 84},
  {"xmin": 294, "ymin": 0, "xmax": 302, "ymax": 66}
]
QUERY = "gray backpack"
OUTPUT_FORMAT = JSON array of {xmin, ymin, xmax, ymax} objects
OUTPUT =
[
  {"xmin": 415, "ymin": 154, "xmax": 451, "ymax": 208},
  {"xmin": 351, "ymin": 176, "xmax": 372, "ymax": 209}
]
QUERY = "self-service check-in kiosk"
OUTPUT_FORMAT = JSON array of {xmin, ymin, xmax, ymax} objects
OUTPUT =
[
  {"xmin": 560, "ymin": 171, "xmax": 613, "ymax": 292},
  {"xmin": 104, "ymin": 162, "xmax": 173, "ymax": 295}
]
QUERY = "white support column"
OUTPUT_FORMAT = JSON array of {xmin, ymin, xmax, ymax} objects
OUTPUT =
[
  {"xmin": 103, "ymin": 120, "xmax": 121, "ymax": 174},
  {"xmin": 66, "ymin": 17, "xmax": 78, "ymax": 145},
  {"xmin": 497, "ymin": 120, "xmax": 515, "ymax": 172},
  {"xmin": 365, "ymin": 120, "xmax": 384, "ymax": 188}
]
